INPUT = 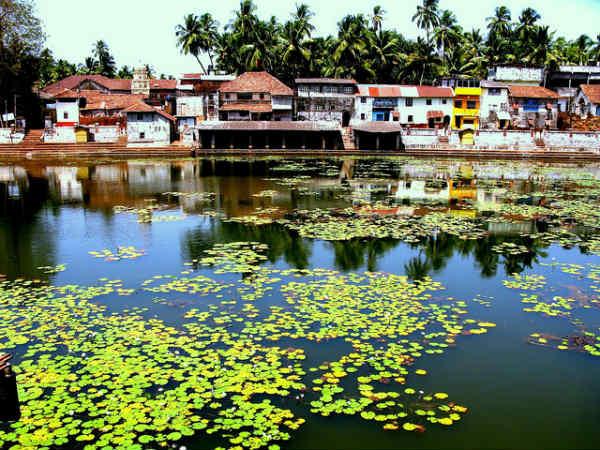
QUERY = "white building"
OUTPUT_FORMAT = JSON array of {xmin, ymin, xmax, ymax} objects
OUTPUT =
[
  {"xmin": 480, "ymin": 81, "xmax": 511, "ymax": 129},
  {"xmin": 574, "ymin": 84, "xmax": 600, "ymax": 117},
  {"xmin": 488, "ymin": 66, "xmax": 544, "ymax": 86},
  {"xmin": 353, "ymin": 85, "xmax": 454, "ymax": 128},
  {"xmin": 124, "ymin": 102, "xmax": 175, "ymax": 147}
]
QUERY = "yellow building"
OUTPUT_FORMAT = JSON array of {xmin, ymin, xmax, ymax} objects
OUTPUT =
[{"xmin": 453, "ymin": 87, "xmax": 481, "ymax": 143}]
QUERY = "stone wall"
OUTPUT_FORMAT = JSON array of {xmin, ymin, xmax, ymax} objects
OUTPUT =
[
  {"xmin": 43, "ymin": 126, "xmax": 76, "ymax": 143},
  {"xmin": 0, "ymin": 128, "xmax": 24, "ymax": 144},
  {"xmin": 91, "ymin": 125, "xmax": 120, "ymax": 143},
  {"xmin": 545, "ymin": 131, "xmax": 600, "ymax": 150}
]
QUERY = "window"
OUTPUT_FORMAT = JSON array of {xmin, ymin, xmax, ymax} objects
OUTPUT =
[
  {"xmin": 442, "ymin": 99, "xmax": 447, "ymax": 105},
  {"xmin": 259, "ymin": 93, "xmax": 265, "ymax": 100},
  {"xmin": 225, "ymin": 93, "xmax": 231, "ymax": 99},
  {"xmin": 238, "ymin": 93, "xmax": 252, "ymax": 101},
  {"xmin": 455, "ymin": 116, "xmax": 461, "ymax": 127},
  {"xmin": 489, "ymin": 88, "xmax": 501, "ymax": 96},
  {"xmin": 360, "ymin": 97, "xmax": 367, "ymax": 104},
  {"xmin": 426, "ymin": 99, "xmax": 432, "ymax": 106},
  {"xmin": 344, "ymin": 86, "xmax": 354, "ymax": 94},
  {"xmin": 63, "ymin": 112, "xmax": 69, "ymax": 119},
  {"xmin": 298, "ymin": 86, "xmax": 309, "ymax": 93},
  {"xmin": 405, "ymin": 98, "xmax": 413, "ymax": 107},
  {"xmin": 140, "ymin": 132, "xmax": 145, "ymax": 139},
  {"xmin": 454, "ymin": 100, "xmax": 462, "ymax": 108},
  {"xmin": 137, "ymin": 113, "xmax": 144, "ymax": 120},
  {"xmin": 360, "ymin": 113, "xmax": 365, "ymax": 120},
  {"xmin": 467, "ymin": 100, "xmax": 477, "ymax": 109},
  {"xmin": 408, "ymin": 115, "xmax": 414, "ymax": 122}
]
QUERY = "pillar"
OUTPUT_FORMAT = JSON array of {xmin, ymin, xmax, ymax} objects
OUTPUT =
[
  {"xmin": 198, "ymin": 132, "xmax": 203, "ymax": 149},
  {"xmin": 321, "ymin": 135, "xmax": 326, "ymax": 150},
  {"xmin": 395, "ymin": 134, "xmax": 401, "ymax": 150},
  {"xmin": 302, "ymin": 134, "xmax": 307, "ymax": 150},
  {"xmin": 282, "ymin": 135, "xmax": 286, "ymax": 149},
  {"xmin": 356, "ymin": 134, "xmax": 360, "ymax": 150},
  {"xmin": 229, "ymin": 135, "xmax": 234, "ymax": 149},
  {"xmin": 375, "ymin": 135, "xmax": 380, "ymax": 150},
  {"xmin": 265, "ymin": 134, "xmax": 269, "ymax": 149},
  {"xmin": 210, "ymin": 133, "xmax": 215, "ymax": 149},
  {"xmin": 248, "ymin": 134, "xmax": 253, "ymax": 149}
]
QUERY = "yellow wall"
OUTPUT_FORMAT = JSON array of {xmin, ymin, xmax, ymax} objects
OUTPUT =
[{"xmin": 453, "ymin": 87, "xmax": 482, "ymax": 130}]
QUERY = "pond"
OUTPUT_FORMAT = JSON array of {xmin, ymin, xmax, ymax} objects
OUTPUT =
[{"xmin": 1, "ymin": 156, "xmax": 599, "ymax": 450}]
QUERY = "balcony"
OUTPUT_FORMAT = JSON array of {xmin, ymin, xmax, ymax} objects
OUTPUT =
[{"xmin": 454, "ymin": 107, "xmax": 480, "ymax": 116}]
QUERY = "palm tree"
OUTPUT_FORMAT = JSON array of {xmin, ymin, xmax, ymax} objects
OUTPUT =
[
  {"xmin": 573, "ymin": 34, "xmax": 592, "ymax": 65},
  {"xmin": 591, "ymin": 34, "xmax": 600, "ymax": 62},
  {"xmin": 92, "ymin": 40, "xmax": 115, "ymax": 77},
  {"xmin": 176, "ymin": 14, "xmax": 206, "ymax": 72},
  {"xmin": 487, "ymin": 6, "xmax": 512, "ymax": 39},
  {"xmin": 412, "ymin": 0, "xmax": 440, "ymax": 43},
  {"xmin": 371, "ymin": 5, "xmax": 385, "ymax": 35},
  {"xmin": 197, "ymin": 13, "xmax": 219, "ymax": 69},
  {"xmin": 433, "ymin": 10, "xmax": 459, "ymax": 60},
  {"xmin": 327, "ymin": 15, "xmax": 375, "ymax": 80}
]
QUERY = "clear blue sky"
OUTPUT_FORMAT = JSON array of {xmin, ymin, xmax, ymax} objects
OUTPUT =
[{"xmin": 35, "ymin": 0, "xmax": 600, "ymax": 76}]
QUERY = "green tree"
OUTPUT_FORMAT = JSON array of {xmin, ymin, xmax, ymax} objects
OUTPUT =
[
  {"xmin": 117, "ymin": 65, "xmax": 133, "ymax": 78},
  {"xmin": 412, "ymin": 0, "xmax": 440, "ymax": 43},
  {"xmin": 92, "ymin": 40, "xmax": 116, "ymax": 77}
]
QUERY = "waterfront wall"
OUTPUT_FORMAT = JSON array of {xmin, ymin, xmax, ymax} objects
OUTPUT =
[
  {"xmin": 90, "ymin": 125, "xmax": 120, "ymax": 143},
  {"xmin": 0, "ymin": 128, "xmax": 24, "ymax": 144},
  {"xmin": 43, "ymin": 127, "xmax": 76, "ymax": 143},
  {"xmin": 401, "ymin": 128, "xmax": 600, "ymax": 151}
]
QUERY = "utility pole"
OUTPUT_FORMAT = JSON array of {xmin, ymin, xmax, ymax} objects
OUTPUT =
[{"xmin": 13, "ymin": 94, "xmax": 17, "ymax": 131}]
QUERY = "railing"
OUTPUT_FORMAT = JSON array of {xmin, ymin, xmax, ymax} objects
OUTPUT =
[{"xmin": 221, "ymin": 99, "xmax": 271, "ymax": 105}]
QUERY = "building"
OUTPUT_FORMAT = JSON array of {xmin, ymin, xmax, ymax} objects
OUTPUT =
[
  {"xmin": 123, "ymin": 102, "xmax": 175, "ymax": 146},
  {"xmin": 219, "ymin": 71, "xmax": 293, "ymax": 121},
  {"xmin": 487, "ymin": 66, "xmax": 544, "ymax": 86},
  {"xmin": 453, "ymin": 86, "xmax": 482, "ymax": 131},
  {"xmin": 479, "ymin": 81, "xmax": 511, "ymax": 129},
  {"xmin": 52, "ymin": 89, "xmax": 81, "ymax": 127},
  {"xmin": 39, "ymin": 71, "xmax": 177, "ymax": 110},
  {"xmin": 353, "ymin": 85, "xmax": 453, "ymax": 127},
  {"xmin": 508, "ymin": 85, "xmax": 559, "ymax": 129},
  {"xmin": 574, "ymin": 84, "xmax": 600, "ymax": 117},
  {"xmin": 295, "ymin": 78, "xmax": 357, "ymax": 125},
  {"xmin": 176, "ymin": 73, "xmax": 235, "ymax": 129}
]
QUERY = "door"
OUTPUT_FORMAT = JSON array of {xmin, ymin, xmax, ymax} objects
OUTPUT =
[{"xmin": 460, "ymin": 130, "xmax": 474, "ymax": 145}]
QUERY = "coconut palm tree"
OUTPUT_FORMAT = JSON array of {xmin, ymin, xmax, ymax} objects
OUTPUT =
[
  {"xmin": 371, "ymin": 5, "xmax": 385, "ymax": 35},
  {"xmin": 573, "ymin": 34, "xmax": 592, "ymax": 65},
  {"xmin": 433, "ymin": 10, "xmax": 459, "ymax": 60},
  {"xmin": 197, "ymin": 13, "xmax": 219, "ymax": 69},
  {"xmin": 176, "ymin": 14, "xmax": 206, "ymax": 72},
  {"xmin": 92, "ymin": 40, "xmax": 116, "ymax": 77},
  {"xmin": 412, "ymin": 0, "xmax": 440, "ymax": 43}
]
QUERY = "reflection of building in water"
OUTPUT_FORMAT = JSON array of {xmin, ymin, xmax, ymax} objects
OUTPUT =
[
  {"xmin": 127, "ymin": 162, "xmax": 173, "ymax": 195},
  {"xmin": 394, "ymin": 180, "xmax": 448, "ymax": 201},
  {"xmin": 91, "ymin": 164, "xmax": 128, "ymax": 182},
  {"xmin": 45, "ymin": 167, "xmax": 83, "ymax": 202},
  {"xmin": 488, "ymin": 220, "xmax": 536, "ymax": 234},
  {"xmin": 0, "ymin": 166, "xmax": 29, "ymax": 198}
]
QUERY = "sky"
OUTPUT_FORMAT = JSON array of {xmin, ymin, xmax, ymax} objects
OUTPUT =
[{"xmin": 35, "ymin": 0, "xmax": 600, "ymax": 76}]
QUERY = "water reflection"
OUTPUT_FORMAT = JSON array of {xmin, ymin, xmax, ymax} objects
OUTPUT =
[{"xmin": 0, "ymin": 157, "xmax": 597, "ymax": 279}]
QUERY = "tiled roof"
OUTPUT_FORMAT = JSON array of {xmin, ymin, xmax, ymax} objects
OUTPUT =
[
  {"xmin": 53, "ymin": 88, "xmax": 79, "ymax": 99},
  {"xmin": 123, "ymin": 102, "xmax": 176, "ymax": 121},
  {"xmin": 508, "ymin": 85, "xmax": 559, "ymax": 99},
  {"xmin": 357, "ymin": 84, "xmax": 453, "ymax": 98},
  {"xmin": 220, "ymin": 71, "xmax": 293, "ymax": 96},
  {"xmin": 426, "ymin": 110, "xmax": 444, "ymax": 119},
  {"xmin": 41, "ymin": 75, "xmax": 176, "ymax": 97},
  {"xmin": 580, "ymin": 84, "xmax": 600, "ymax": 104},
  {"xmin": 78, "ymin": 91, "xmax": 146, "ymax": 111},
  {"xmin": 295, "ymin": 78, "xmax": 357, "ymax": 85},
  {"xmin": 195, "ymin": 121, "xmax": 339, "ymax": 131},
  {"xmin": 221, "ymin": 102, "xmax": 273, "ymax": 113}
]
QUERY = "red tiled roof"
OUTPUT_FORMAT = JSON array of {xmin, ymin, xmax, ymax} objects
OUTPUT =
[
  {"xmin": 123, "ymin": 102, "xmax": 175, "ymax": 121},
  {"xmin": 221, "ymin": 102, "xmax": 273, "ymax": 113},
  {"xmin": 580, "ymin": 84, "xmax": 600, "ymax": 104},
  {"xmin": 357, "ymin": 85, "xmax": 453, "ymax": 98},
  {"xmin": 78, "ymin": 91, "xmax": 146, "ymax": 111},
  {"xmin": 220, "ymin": 71, "xmax": 293, "ymax": 96},
  {"xmin": 53, "ymin": 88, "xmax": 79, "ymax": 99},
  {"xmin": 508, "ymin": 85, "xmax": 559, "ymax": 99},
  {"xmin": 42, "ymin": 75, "xmax": 176, "ymax": 97},
  {"xmin": 416, "ymin": 86, "xmax": 454, "ymax": 98}
]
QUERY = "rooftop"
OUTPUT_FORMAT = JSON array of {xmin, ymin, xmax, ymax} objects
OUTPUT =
[
  {"xmin": 41, "ymin": 74, "xmax": 176, "ymax": 98},
  {"xmin": 195, "ymin": 121, "xmax": 339, "ymax": 132},
  {"xmin": 220, "ymin": 71, "xmax": 293, "ymax": 96},
  {"xmin": 295, "ymin": 78, "xmax": 357, "ymax": 85},
  {"xmin": 123, "ymin": 102, "xmax": 176, "ymax": 121},
  {"xmin": 508, "ymin": 85, "xmax": 559, "ymax": 99},
  {"xmin": 357, "ymin": 85, "xmax": 454, "ymax": 98},
  {"xmin": 352, "ymin": 122, "xmax": 404, "ymax": 133},
  {"xmin": 580, "ymin": 84, "xmax": 600, "ymax": 104}
]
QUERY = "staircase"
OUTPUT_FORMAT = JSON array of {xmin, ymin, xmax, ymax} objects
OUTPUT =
[
  {"xmin": 438, "ymin": 135, "xmax": 449, "ymax": 145},
  {"xmin": 21, "ymin": 129, "xmax": 44, "ymax": 146},
  {"xmin": 534, "ymin": 138, "xmax": 546, "ymax": 149},
  {"xmin": 342, "ymin": 127, "xmax": 355, "ymax": 150}
]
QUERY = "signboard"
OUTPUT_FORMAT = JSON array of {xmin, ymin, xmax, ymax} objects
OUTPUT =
[
  {"xmin": 1, "ymin": 113, "xmax": 15, "ymax": 122},
  {"xmin": 373, "ymin": 98, "xmax": 397, "ymax": 108}
]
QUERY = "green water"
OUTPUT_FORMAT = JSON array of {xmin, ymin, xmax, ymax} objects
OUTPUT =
[{"xmin": 1, "ymin": 156, "xmax": 599, "ymax": 450}]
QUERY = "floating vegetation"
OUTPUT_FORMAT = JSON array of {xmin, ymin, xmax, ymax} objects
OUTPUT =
[
  {"xmin": 0, "ymin": 240, "xmax": 499, "ymax": 449},
  {"xmin": 88, "ymin": 246, "xmax": 146, "ymax": 262},
  {"xmin": 503, "ymin": 273, "xmax": 547, "ymax": 290},
  {"xmin": 37, "ymin": 264, "xmax": 66, "ymax": 274}
]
